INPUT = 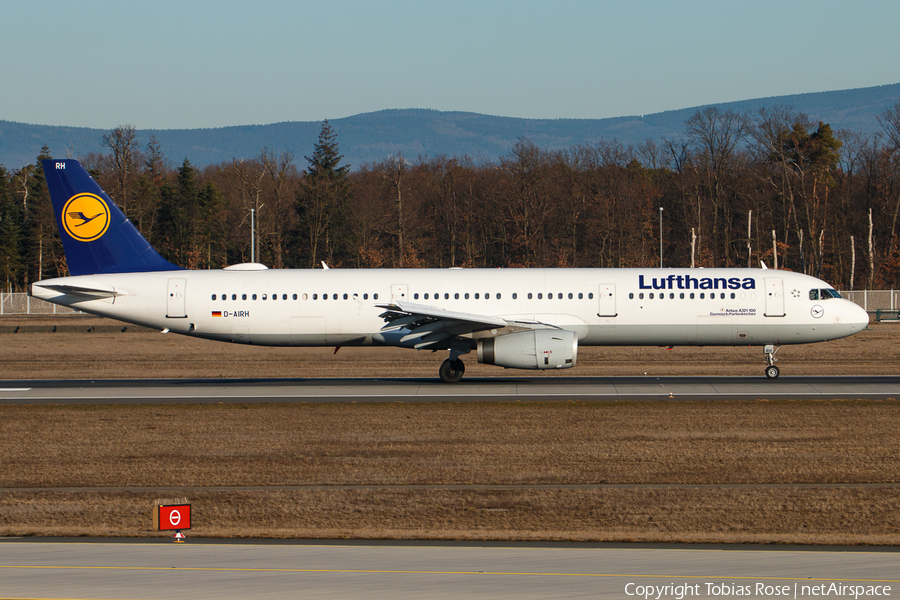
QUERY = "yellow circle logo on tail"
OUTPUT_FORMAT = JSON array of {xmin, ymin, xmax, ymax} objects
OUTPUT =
[{"xmin": 62, "ymin": 193, "xmax": 110, "ymax": 242}]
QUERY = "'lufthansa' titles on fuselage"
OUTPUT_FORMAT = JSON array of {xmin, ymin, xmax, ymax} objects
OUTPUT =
[{"xmin": 638, "ymin": 275, "xmax": 756, "ymax": 290}]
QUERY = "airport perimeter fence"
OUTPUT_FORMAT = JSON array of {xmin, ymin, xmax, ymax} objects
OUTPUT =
[
  {"xmin": 1, "ymin": 293, "xmax": 82, "ymax": 316},
  {"xmin": 3, "ymin": 290, "xmax": 900, "ymax": 318}
]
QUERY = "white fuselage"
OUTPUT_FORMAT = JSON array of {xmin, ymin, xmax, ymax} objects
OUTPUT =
[{"xmin": 30, "ymin": 267, "xmax": 869, "ymax": 349}]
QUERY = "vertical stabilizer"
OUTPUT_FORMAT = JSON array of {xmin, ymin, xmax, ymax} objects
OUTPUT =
[{"xmin": 42, "ymin": 159, "xmax": 182, "ymax": 276}]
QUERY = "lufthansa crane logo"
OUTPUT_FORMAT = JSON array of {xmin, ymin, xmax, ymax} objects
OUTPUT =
[{"xmin": 62, "ymin": 193, "xmax": 110, "ymax": 242}]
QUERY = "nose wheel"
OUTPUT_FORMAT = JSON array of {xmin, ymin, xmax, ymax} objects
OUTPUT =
[
  {"xmin": 763, "ymin": 344, "xmax": 780, "ymax": 379},
  {"xmin": 439, "ymin": 358, "xmax": 465, "ymax": 383}
]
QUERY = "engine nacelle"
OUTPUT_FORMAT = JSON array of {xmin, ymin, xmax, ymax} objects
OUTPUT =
[{"xmin": 477, "ymin": 329, "xmax": 578, "ymax": 370}]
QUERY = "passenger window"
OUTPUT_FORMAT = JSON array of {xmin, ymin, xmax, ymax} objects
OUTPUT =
[
  {"xmin": 273, "ymin": 294, "xmax": 278, "ymax": 301},
  {"xmin": 690, "ymin": 293, "xmax": 695, "ymax": 299},
  {"xmin": 415, "ymin": 293, "xmax": 420, "ymax": 300},
  {"xmin": 454, "ymin": 293, "xmax": 459, "ymax": 299},
  {"xmin": 242, "ymin": 294, "xmax": 247, "ymax": 300},
  {"xmin": 578, "ymin": 293, "xmax": 583, "ymax": 299},
  {"xmin": 211, "ymin": 294, "xmax": 216, "ymax": 300},
  {"xmin": 528, "ymin": 293, "xmax": 533, "ymax": 299},
  {"xmin": 465, "ymin": 293, "xmax": 469, "ymax": 299},
  {"xmin": 512, "ymin": 293, "xmax": 517, "ymax": 299},
  {"xmin": 363, "ymin": 293, "xmax": 368, "ymax": 300},
  {"xmin": 679, "ymin": 293, "xmax": 684, "ymax": 299},
  {"xmin": 639, "ymin": 293, "xmax": 644, "ymax": 299},
  {"xmin": 231, "ymin": 294, "xmax": 237, "ymax": 300},
  {"xmin": 720, "ymin": 293, "xmax": 725, "ymax": 299},
  {"xmin": 253, "ymin": 294, "xmax": 258, "ymax": 300},
  {"xmin": 497, "ymin": 293, "xmax": 501, "ymax": 300},
  {"xmin": 444, "ymin": 293, "xmax": 449, "ymax": 299},
  {"xmin": 301, "ymin": 294, "xmax": 306, "ymax": 300},
  {"xmin": 700, "ymin": 293, "xmax": 705, "ymax": 299},
  {"xmin": 650, "ymin": 293, "xmax": 654, "ymax": 299},
  {"xmin": 588, "ymin": 293, "xmax": 594, "ymax": 299},
  {"xmin": 374, "ymin": 293, "xmax": 378, "ymax": 300},
  {"xmin": 475, "ymin": 293, "xmax": 480, "ymax": 299},
  {"xmin": 559, "ymin": 293, "xmax": 563, "ymax": 299},
  {"xmin": 293, "ymin": 294, "xmax": 298, "ymax": 300},
  {"xmin": 669, "ymin": 293, "xmax": 674, "ymax": 299},
  {"xmin": 312, "ymin": 294, "xmax": 317, "ymax": 300},
  {"xmin": 629, "ymin": 292, "xmax": 634, "ymax": 299},
  {"xmin": 731, "ymin": 293, "xmax": 735, "ymax": 299},
  {"xmin": 343, "ymin": 293, "xmax": 348, "ymax": 300},
  {"xmin": 538, "ymin": 293, "xmax": 543, "ymax": 299}
]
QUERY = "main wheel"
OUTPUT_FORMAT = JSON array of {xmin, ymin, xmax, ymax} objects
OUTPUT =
[
  {"xmin": 764, "ymin": 365, "xmax": 780, "ymax": 379},
  {"xmin": 439, "ymin": 359, "xmax": 465, "ymax": 383}
]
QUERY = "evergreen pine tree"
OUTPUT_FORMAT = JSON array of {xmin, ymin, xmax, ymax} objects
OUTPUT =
[
  {"xmin": 296, "ymin": 121, "xmax": 352, "ymax": 267},
  {"xmin": 0, "ymin": 166, "xmax": 24, "ymax": 291}
]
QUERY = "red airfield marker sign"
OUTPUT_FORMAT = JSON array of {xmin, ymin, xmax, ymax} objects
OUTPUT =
[{"xmin": 154, "ymin": 504, "xmax": 191, "ymax": 531}]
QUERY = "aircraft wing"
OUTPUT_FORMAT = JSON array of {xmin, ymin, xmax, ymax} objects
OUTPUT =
[{"xmin": 376, "ymin": 301, "xmax": 548, "ymax": 350}]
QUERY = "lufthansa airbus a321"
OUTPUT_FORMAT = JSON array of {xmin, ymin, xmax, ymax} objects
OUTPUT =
[{"xmin": 30, "ymin": 159, "xmax": 869, "ymax": 382}]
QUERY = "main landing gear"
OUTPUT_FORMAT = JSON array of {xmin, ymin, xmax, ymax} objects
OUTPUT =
[
  {"xmin": 764, "ymin": 344, "xmax": 780, "ymax": 379},
  {"xmin": 439, "ymin": 358, "xmax": 465, "ymax": 383}
]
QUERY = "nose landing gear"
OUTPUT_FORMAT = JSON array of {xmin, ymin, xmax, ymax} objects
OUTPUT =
[{"xmin": 764, "ymin": 344, "xmax": 780, "ymax": 379}]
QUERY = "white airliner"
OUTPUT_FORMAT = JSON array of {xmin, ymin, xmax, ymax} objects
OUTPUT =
[{"xmin": 30, "ymin": 159, "xmax": 869, "ymax": 382}]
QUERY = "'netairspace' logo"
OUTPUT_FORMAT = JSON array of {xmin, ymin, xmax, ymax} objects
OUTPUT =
[{"xmin": 62, "ymin": 193, "xmax": 110, "ymax": 242}]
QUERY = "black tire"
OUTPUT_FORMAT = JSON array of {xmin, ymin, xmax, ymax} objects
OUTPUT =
[
  {"xmin": 765, "ymin": 365, "xmax": 780, "ymax": 379},
  {"xmin": 439, "ymin": 359, "xmax": 465, "ymax": 383}
]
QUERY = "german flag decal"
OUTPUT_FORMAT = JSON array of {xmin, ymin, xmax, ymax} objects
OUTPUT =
[{"xmin": 212, "ymin": 311, "xmax": 222, "ymax": 317}]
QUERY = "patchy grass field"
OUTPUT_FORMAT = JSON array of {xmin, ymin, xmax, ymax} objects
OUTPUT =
[
  {"xmin": 1, "ymin": 317, "xmax": 899, "ymax": 544},
  {"xmin": 0, "ymin": 316, "xmax": 897, "ymax": 379},
  {"xmin": 2, "ymin": 400, "xmax": 899, "ymax": 544}
]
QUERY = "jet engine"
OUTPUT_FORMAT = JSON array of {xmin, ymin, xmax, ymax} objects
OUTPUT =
[{"xmin": 477, "ymin": 329, "xmax": 578, "ymax": 370}]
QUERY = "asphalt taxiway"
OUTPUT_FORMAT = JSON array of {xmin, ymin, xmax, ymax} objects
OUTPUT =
[
  {"xmin": 0, "ymin": 539, "xmax": 897, "ymax": 600},
  {"xmin": 0, "ymin": 375, "xmax": 899, "ymax": 404}
]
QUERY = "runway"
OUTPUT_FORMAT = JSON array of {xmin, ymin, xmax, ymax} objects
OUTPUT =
[
  {"xmin": 0, "ymin": 539, "xmax": 897, "ymax": 600},
  {"xmin": 1, "ymin": 375, "xmax": 899, "ymax": 404}
]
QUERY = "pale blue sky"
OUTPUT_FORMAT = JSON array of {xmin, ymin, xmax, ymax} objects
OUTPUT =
[{"xmin": 4, "ymin": 0, "xmax": 899, "ymax": 129}]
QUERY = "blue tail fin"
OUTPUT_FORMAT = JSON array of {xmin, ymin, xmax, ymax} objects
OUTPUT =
[{"xmin": 42, "ymin": 159, "xmax": 182, "ymax": 276}]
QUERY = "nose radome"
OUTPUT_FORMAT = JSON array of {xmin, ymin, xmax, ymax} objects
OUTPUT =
[{"xmin": 849, "ymin": 301, "xmax": 870, "ymax": 333}]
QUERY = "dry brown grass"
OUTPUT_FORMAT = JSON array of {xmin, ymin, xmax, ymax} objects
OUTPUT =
[
  {"xmin": 0, "ymin": 316, "xmax": 898, "ymax": 379},
  {"xmin": 2, "ymin": 316, "xmax": 899, "ymax": 544},
  {"xmin": 2, "ymin": 400, "xmax": 900, "ymax": 544}
]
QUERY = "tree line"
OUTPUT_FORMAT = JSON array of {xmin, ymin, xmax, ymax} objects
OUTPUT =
[{"xmin": 2, "ymin": 103, "xmax": 900, "ymax": 293}]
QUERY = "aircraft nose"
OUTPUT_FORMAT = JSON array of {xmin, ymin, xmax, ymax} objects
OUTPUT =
[{"xmin": 848, "ymin": 301, "xmax": 869, "ymax": 333}]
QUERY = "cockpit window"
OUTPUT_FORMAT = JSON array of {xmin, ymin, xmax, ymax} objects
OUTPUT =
[{"xmin": 811, "ymin": 288, "xmax": 841, "ymax": 300}]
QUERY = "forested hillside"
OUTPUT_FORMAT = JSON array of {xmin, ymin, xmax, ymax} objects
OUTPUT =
[
  {"xmin": 2, "ymin": 83, "xmax": 898, "ymax": 170},
  {"xmin": 3, "ymin": 101, "xmax": 900, "ymax": 294}
]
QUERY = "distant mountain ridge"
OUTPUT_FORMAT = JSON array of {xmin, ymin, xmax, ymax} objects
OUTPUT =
[{"xmin": 2, "ymin": 83, "xmax": 899, "ymax": 171}]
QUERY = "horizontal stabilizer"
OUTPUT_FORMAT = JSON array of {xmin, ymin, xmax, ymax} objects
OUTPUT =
[{"xmin": 36, "ymin": 283, "xmax": 121, "ymax": 299}]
